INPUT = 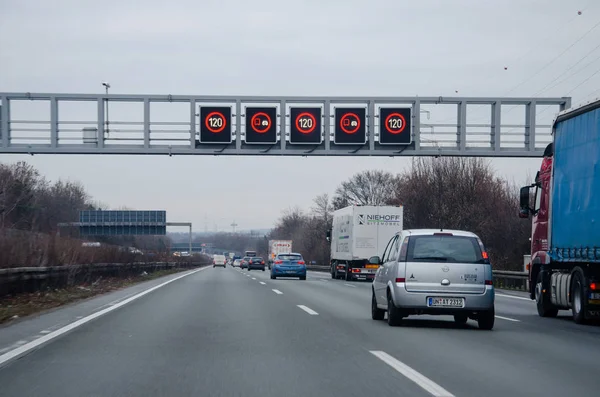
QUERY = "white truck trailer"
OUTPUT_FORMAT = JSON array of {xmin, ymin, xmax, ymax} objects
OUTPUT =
[{"xmin": 327, "ymin": 205, "xmax": 403, "ymax": 281}]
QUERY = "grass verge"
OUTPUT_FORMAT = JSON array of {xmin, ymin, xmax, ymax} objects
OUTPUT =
[{"xmin": 0, "ymin": 267, "xmax": 193, "ymax": 325}]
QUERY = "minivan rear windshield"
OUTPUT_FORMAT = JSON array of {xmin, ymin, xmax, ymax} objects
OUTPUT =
[{"xmin": 407, "ymin": 235, "xmax": 484, "ymax": 264}]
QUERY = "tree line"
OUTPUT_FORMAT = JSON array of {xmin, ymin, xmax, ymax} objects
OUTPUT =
[
  {"xmin": 0, "ymin": 161, "xmax": 170, "ymax": 267},
  {"xmin": 268, "ymin": 157, "xmax": 530, "ymax": 270}
]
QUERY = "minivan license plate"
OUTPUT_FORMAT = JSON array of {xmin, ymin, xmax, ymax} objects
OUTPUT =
[{"xmin": 427, "ymin": 297, "xmax": 464, "ymax": 308}]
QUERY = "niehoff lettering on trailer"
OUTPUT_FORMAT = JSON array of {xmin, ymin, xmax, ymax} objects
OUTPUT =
[{"xmin": 358, "ymin": 214, "xmax": 402, "ymax": 226}]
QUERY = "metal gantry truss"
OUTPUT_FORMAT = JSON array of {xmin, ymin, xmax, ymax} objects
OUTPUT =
[{"xmin": 0, "ymin": 92, "xmax": 571, "ymax": 157}]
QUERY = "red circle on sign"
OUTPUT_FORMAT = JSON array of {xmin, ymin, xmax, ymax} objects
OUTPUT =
[
  {"xmin": 295, "ymin": 112, "xmax": 317, "ymax": 134},
  {"xmin": 205, "ymin": 111, "xmax": 226, "ymax": 133},
  {"xmin": 250, "ymin": 112, "xmax": 271, "ymax": 134},
  {"xmin": 340, "ymin": 113, "xmax": 361, "ymax": 134},
  {"xmin": 384, "ymin": 113, "xmax": 407, "ymax": 134}
]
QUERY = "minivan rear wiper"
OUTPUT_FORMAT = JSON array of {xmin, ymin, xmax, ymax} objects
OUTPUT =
[{"xmin": 412, "ymin": 256, "xmax": 448, "ymax": 261}]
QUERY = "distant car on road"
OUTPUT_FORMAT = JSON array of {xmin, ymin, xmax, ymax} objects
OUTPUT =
[
  {"xmin": 213, "ymin": 254, "xmax": 227, "ymax": 268},
  {"xmin": 247, "ymin": 257, "xmax": 266, "ymax": 271},
  {"xmin": 240, "ymin": 257, "xmax": 252, "ymax": 269},
  {"xmin": 232, "ymin": 259, "xmax": 241, "ymax": 268},
  {"xmin": 270, "ymin": 253, "xmax": 306, "ymax": 280},
  {"xmin": 370, "ymin": 229, "xmax": 495, "ymax": 330}
]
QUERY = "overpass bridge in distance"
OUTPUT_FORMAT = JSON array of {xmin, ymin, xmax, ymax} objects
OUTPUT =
[
  {"xmin": 169, "ymin": 243, "xmax": 236, "ymax": 255},
  {"xmin": 0, "ymin": 92, "xmax": 570, "ymax": 158}
]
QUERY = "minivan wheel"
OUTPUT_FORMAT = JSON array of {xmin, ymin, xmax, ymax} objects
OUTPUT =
[
  {"xmin": 454, "ymin": 314, "xmax": 468, "ymax": 324},
  {"xmin": 372, "ymin": 291, "xmax": 385, "ymax": 320},
  {"xmin": 477, "ymin": 308, "xmax": 495, "ymax": 330},
  {"xmin": 387, "ymin": 292, "xmax": 402, "ymax": 326}
]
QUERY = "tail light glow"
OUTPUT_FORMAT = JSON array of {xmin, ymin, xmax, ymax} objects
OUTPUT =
[
  {"xmin": 274, "ymin": 260, "xmax": 283, "ymax": 264},
  {"xmin": 590, "ymin": 282, "xmax": 597, "ymax": 291},
  {"xmin": 395, "ymin": 277, "xmax": 405, "ymax": 283},
  {"xmin": 482, "ymin": 251, "xmax": 489, "ymax": 259},
  {"xmin": 298, "ymin": 260, "xmax": 305, "ymax": 265},
  {"xmin": 485, "ymin": 280, "xmax": 493, "ymax": 285},
  {"xmin": 352, "ymin": 268, "xmax": 361, "ymax": 273}
]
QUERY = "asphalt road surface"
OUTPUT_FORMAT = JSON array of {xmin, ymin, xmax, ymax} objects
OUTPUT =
[{"xmin": 1, "ymin": 266, "xmax": 599, "ymax": 397}]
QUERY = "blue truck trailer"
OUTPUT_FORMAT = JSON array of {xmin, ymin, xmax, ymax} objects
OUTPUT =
[{"xmin": 519, "ymin": 98, "xmax": 600, "ymax": 323}]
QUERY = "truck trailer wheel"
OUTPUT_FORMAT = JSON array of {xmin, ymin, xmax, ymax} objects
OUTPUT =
[
  {"xmin": 536, "ymin": 271, "xmax": 558, "ymax": 318},
  {"xmin": 571, "ymin": 269, "xmax": 587, "ymax": 324}
]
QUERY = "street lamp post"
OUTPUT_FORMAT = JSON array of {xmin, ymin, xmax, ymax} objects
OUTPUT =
[{"xmin": 102, "ymin": 82, "xmax": 110, "ymax": 137}]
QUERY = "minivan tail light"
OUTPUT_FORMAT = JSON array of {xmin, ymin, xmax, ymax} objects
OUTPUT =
[
  {"xmin": 485, "ymin": 280, "xmax": 493, "ymax": 285},
  {"xmin": 395, "ymin": 278, "xmax": 406, "ymax": 283},
  {"xmin": 482, "ymin": 251, "xmax": 489, "ymax": 259}
]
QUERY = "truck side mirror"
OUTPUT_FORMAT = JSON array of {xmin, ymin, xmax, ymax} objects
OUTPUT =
[
  {"xmin": 368, "ymin": 256, "xmax": 381, "ymax": 265},
  {"xmin": 326, "ymin": 230, "xmax": 331, "ymax": 242},
  {"xmin": 519, "ymin": 186, "xmax": 530, "ymax": 219}
]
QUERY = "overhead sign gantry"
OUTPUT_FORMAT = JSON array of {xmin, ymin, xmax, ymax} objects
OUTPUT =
[{"xmin": 0, "ymin": 92, "xmax": 571, "ymax": 157}]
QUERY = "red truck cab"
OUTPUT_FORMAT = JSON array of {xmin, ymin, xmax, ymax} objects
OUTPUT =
[{"xmin": 519, "ymin": 143, "xmax": 553, "ymax": 299}]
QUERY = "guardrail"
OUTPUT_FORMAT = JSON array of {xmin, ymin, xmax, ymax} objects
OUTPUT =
[
  {"xmin": 306, "ymin": 265, "xmax": 530, "ymax": 291},
  {"xmin": 0, "ymin": 260, "xmax": 210, "ymax": 298},
  {"xmin": 493, "ymin": 270, "xmax": 529, "ymax": 291}
]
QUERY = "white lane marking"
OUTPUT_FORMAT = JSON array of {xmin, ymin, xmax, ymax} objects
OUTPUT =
[
  {"xmin": 251, "ymin": 277, "xmax": 256, "ymax": 280},
  {"xmin": 297, "ymin": 305, "xmax": 319, "ymax": 315},
  {"xmin": 496, "ymin": 293, "xmax": 531, "ymax": 302},
  {"xmin": 39, "ymin": 330, "xmax": 51, "ymax": 335},
  {"xmin": 0, "ymin": 266, "xmax": 209, "ymax": 367},
  {"xmin": 272, "ymin": 289, "xmax": 283, "ymax": 295},
  {"xmin": 495, "ymin": 315, "xmax": 521, "ymax": 322},
  {"xmin": 344, "ymin": 283, "xmax": 356, "ymax": 288},
  {"xmin": 259, "ymin": 282, "xmax": 266, "ymax": 285},
  {"xmin": 370, "ymin": 351, "xmax": 454, "ymax": 397}
]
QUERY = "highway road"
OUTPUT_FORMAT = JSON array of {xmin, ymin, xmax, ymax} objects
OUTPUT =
[{"xmin": 1, "ymin": 266, "xmax": 600, "ymax": 397}]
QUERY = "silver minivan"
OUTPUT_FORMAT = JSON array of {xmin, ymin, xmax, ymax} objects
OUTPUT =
[{"xmin": 370, "ymin": 229, "xmax": 495, "ymax": 330}]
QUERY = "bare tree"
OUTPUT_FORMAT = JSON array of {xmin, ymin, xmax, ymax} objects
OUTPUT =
[
  {"xmin": 394, "ymin": 157, "xmax": 530, "ymax": 269},
  {"xmin": 332, "ymin": 170, "xmax": 398, "ymax": 210}
]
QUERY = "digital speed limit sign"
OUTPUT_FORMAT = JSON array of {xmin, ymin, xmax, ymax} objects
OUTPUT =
[
  {"xmin": 289, "ymin": 107, "xmax": 322, "ymax": 144},
  {"xmin": 379, "ymin": 107, "xmax": 412, "ymax": 145},
  {"xmin": 199, "ymin": 106, "xmax": 232, "ymax": 144}
]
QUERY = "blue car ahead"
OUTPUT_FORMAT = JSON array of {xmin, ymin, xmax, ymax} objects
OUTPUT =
[{"xmin": 270, "ymin": 253, "xmax": 306, "ymax": 280}]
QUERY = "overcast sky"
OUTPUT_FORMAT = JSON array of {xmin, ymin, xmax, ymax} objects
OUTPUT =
[{"xmin": 1, "ymin": 0, "xmax": 599, "ymax": 232}]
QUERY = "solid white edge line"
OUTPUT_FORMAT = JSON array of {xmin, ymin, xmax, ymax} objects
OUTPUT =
[
  {"xmin": 370, "ymin": 351, "xmax": 454, "ymax": 397},
  {"xmin": 272, "ymin": 289, "xmax": 283, "ymax": 295},
  {"xmin": 259, "ymin": 282, "xmax": 266, "ymax": 285},
  {"xmin": 495, "ymin": 315, "xmax": 521, "ymax": 322},
  {"xmin": 344, "ymin": 283, "xmax": 356, "ymax": 288},
  {"xmin": 0, "ymin": 266, "xmax": 209, "ymax": 368},
  {"xmin": 297, "ymin": 305, "xmax": 319, "ymax": 315},
  {"xmin": 496, "ymin": 293, "xmax": 531, "ymax": 301}
]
